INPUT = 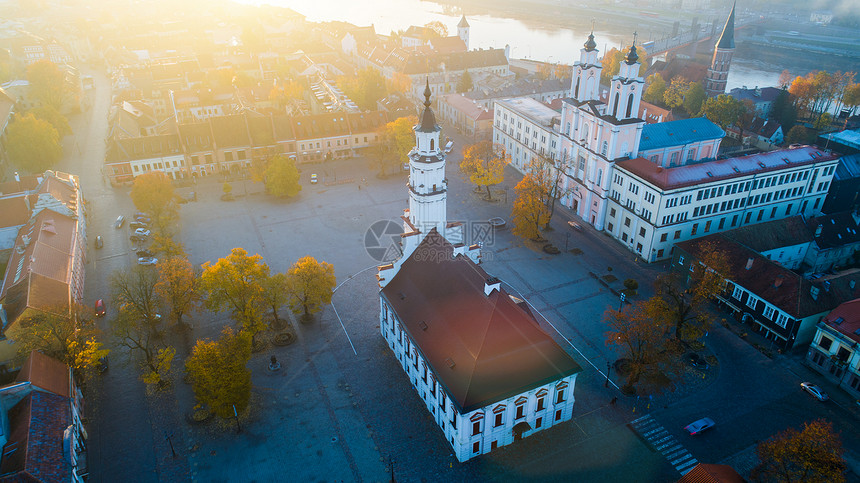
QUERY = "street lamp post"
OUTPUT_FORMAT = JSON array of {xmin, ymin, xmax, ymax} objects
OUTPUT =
[
  {"xmin": 605, "ymin": 362, "xmax": 611, "ymax": 388},
  {"xmin": 233, "ymin": 404, "xmax": 241, "ymax": 434},
  {"xmin": 164, "ymin": 431, "xmax": 177, "ymax": 458}
]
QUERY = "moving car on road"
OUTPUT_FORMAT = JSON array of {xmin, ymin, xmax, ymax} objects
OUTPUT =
[
  {"xmin": 95, "ymin": 235, "xmax": 103, "ymax": 249},
  {"xmin": 137, "ymin": 257, "xmax": 158, "ymax": 266},
  {"xmin": 567, "ymin": 220, "xmax": 583, "ymax": 231},
  {"xmin": 684, "ymin": 417, "xmax": 715, "ymax": 435},
  {"xmin": 115, "ymin": 215, "xmax": 125, "ymax": 228},
  {"xmin": 95, "ymin": 299, "xmax": 106, "ymax": 317},
  {"xmin": 310, "ymin": 173, "xmax": 318, "ymax": 184},
  {"xmin": 801, "ymin": 382, "xmax": 829, "ymax": 401}
]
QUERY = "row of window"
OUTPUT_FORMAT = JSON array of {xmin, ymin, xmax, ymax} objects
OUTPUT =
[
  {"xmin": 132, "ymin": 159, "xmax": 184, "ymax": 173},
  {"xmin": 731, "ymin": 285, "xmax": 790, "ymax": 328}
]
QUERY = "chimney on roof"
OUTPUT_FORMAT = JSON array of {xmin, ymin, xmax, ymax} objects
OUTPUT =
[
  {"xmin": 484, "ymin": 276, "xmax": 501, "ymax": 296},
  {"xmin": 745, "ymin": 258, "xmax": 754, "ymax": 270},
  {"xmin": 773, "ymin": 277, "xmax": 783, "ymax": 288},
  {"xmin": 823, "ymin": 280, "xmax": 831, "ymax": 292},
  {"xmin": 810, "ymin": 285, "xmax": 820, "ymax": 300}
]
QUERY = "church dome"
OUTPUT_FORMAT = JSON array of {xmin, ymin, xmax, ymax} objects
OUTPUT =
[{"xmin": 584, "ymin": 32, "xmax": 597, "ymax": 52}]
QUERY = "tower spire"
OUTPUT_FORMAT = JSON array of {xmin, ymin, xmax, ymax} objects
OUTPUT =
[{"xmin": 716, "ymin": 1, "xmax": 736, "ymax": 49}]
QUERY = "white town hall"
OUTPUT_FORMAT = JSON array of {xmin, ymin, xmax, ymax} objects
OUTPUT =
[{"xmin": 376, "ymin": 81, "xmax": 582, "ymax": 462}]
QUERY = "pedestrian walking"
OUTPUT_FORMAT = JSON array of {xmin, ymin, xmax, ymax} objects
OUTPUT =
[{"xmin": 610, "ymin": 396, "xmax": 618, "ymax": 406}]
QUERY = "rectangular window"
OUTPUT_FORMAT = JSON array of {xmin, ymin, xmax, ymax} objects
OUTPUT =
[
  {"xmin": 763, "ymin": 305, "xmax": 775, "ymax": 320},
  {"xmin": 555, "ymin": 410, "xmax": 562, "ymax": 421},
  {"xmin": 494, "ymin": 413, "xmax": 503, "ymax": 427},
  {"xmin": 556, "ymin": 390, "xmax": 565, "ymax": 404},
  {"xmin": 610, "ymin": 208, "xmax": 616, "ymax": 217},
  {"xmin": 660, "ymin": 233, "xmax": 668, "ymax": 242},
  {"xmin": 473, "ymin": 441, "xmax": 480, "ymax": 453},
  {"xmin": 657, "ymin": 249, "xmax": 664, "ymax": 258},
  {"xmin": 516, "ymin": 405, "xmax": 524, "ymax": 419},
  {"xmin": 536, "ymin": 397, "xmax": 545, "ymax": 411},
  {"xmin": 732, "ymin": 285, "xmax": 744, "ymax": 300},
  {"xmin": 674, "ymin": 230, "xmax": 681, "ymax": 240},
  {"xmin": 704, "ymin": 221, "xmax": 711, "ymax": 233},
  {"xmin": 472, "ymin": 421, "xmax": 481, "ymax": 436},
  {"xmin": 718, "ymin": 218, "xmax": 725, "ymax": 230},
  {"xmin": 639, "ymin": 227, "xmax": 646, "ymax": 237},
  {"xmin": 691, "ymin": 224, "xmax": 698, "ymax": 236},
  {"xmin": 746, "ymin": 295, "xmax": 758, "ymax": 310},
  {"xmin": 535, "ymin": 417, "xmax": 542, "ymax": 428},
  {"xmin": 819, "ymin": 336, "xmax": 833, "ymax": 351},
  {"xmin": 624, "ymin": 218, "xmax": 631, "ymax": 227}
]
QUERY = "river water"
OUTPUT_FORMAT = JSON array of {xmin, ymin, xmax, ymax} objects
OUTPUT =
[{"xmin": 238, "ymin": 0, "xmax": 786, "ymax": 90}]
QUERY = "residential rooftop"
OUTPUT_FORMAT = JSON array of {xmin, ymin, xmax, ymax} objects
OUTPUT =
[{"xmin": 638, "ymin": 117, "xmax": 725, "ymax": 152}]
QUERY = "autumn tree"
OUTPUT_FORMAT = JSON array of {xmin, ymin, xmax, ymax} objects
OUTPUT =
[
  {"xmin": 261, "ymin": 272, "xmax": 290, "ymax": 323},
  {"xmin": 155, "ymin": 256, "xmax": 199, "ymax": 328},
  {"xmin": 149, "ymin": 234, "xmax": 188, "ymax": 259},
  {"xmin": 604, "ymin": 301, "xmax": 674, "ymax": 395},
  {"xmin": 460, "ymin": 141, "xmax": 508, "ymax": 200},
  {"xmin": 185, "ymin": 327, "xmax": 252, "ymax": 419},
  {"xmin": 423, "ymin": 20, "xmax": 448, "ymax": 40},
  {"xmin": 29, "ymin": 105, "xmax": 71, "ymax": 136},
  {"xmin": 269, "ymin": 79, "xmax": 304, "ymax": 111},
  {"xmin": 842, "ymin": 81, "xmax": 860, "ymax": 117},
  {"xmin": 6, "ymin": 305, "xmax": 108, "ymax": 378},
  {"xmin": 26, "ymin": 60, "xmax": 75, "ymax": 112},
  {"xmin": 200, "ymin": 247, "xmax": 270, "ymax": 339},
  {"xmin": 387, "ymin": 72, "xmax": 412, "ymax": 94},
  {"xmin": 511, "ymin": 170, "xmax": 550, "ymax": 241},
  {"xmin": 130, "ymin": 171, "xmax": 179, "ymax": 236},
  {"xmin": 769, "ymin": 87, "xmax": 798, "ymax": 130},
  {"xmin": 263, "ymin": 154, "xmax": 301, "ymax": 198},
  {"xmin": 655, "ymin": 241, "xmax": 729, "ymax": 341},
  {"xmin": 112, "ymin": 307, "xmax": 175, "ymax": 388},
  {"xmin": 643, "ymin": 74, "xmax": 667, "ymax": 105},
  {"xmin": 339, "ymin": 68, "xmax": 387, "ymax": 111},
  {"xmin": 369, "ymin": 116, "xmax": 416, "ymax": 177},
  {"xmin": 700, "ymin": 94, "xmax": 744, "ymax": 129},
  {"xmin": 111, "ymin": 265, "xmax": 160, "ymax": 324},
  {"xmin": 286, "ymin": 256, "xmax": 336, "ymax": 321},
  {"xmin": 752, "ymin": 419, "xmax": 846, "ymax": 483},
  {"xmin": 785, "ymin": 125, "xmax": 815, "ymax": 145},
  {"xmin": 6, "ymin": 113, "xmax": 62, "ymax": 172},
  {"xmin": 683, "ymin": 82, "xmax": 706, "ymax": 116},
  {"xmin": 663, "ymin": 77, "xmax": 690, "ymax": 111},
  {"xmin": 456, "ymin": 70, "xmax": 473, "ymax": 93}
]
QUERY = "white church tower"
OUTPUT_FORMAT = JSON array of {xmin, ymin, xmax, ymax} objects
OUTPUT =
[
  {"xmin": 571, "ymin": 31, "xmax": 601, "ymax": 102},
  {"xmin": 457, "ymin": 15, "xmax": 470, "ymax": 51},
  {"xmin": 607, "ymin": 39, "xmax": 644, "ymax": 121},
  {"xmin": 406, "ymin": 79, "xmax": 447, "ymax": 239}
]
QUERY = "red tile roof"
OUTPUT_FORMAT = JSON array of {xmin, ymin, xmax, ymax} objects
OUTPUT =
[
  {"xmin": 821, "ymin": 298, "xmax": 860, "ymax": 344},
  {"xmin": 617, "ymin": 145, "xmax": 838, "ymax": 191},
  {"xmin": 16, "ymin": 351, "xmax": 71, "ymax": 398},
  {"xmin": 381, "ymin": 230, "xmax": 581, "ymax": 412},
  {"xmin": 0, "ymin": 196, "xmax": 31, "ymax": 229},
  {"xmin": 677, "ymin": 463, "xmax": 744, "ymax": 482}
]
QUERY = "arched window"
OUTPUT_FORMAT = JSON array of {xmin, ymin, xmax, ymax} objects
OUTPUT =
[
  {"xmin": 430, "ymin": 138, "xmax": 434, "ymax": 151},
  {"xmin": 612, "ymin": 93, "xmax": 619, "ymax": 117},
  {"xmin": 574, "ymin": 78, "xmax": 581, "ymax": 98},
  {"xmin": 626, "ymin": 93, "xmax": 634, "ymax": 118}
]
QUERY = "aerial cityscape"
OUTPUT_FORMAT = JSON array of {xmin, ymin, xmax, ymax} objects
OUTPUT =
[{"xmin": 0, "ymin": 0, "xmax": 859, "ymax": 481}]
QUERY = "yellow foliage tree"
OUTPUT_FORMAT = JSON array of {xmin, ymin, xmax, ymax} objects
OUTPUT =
[
  {"xmin": 752, "ymin": 419, "xmax": 846, "ymax": 483},
  {"xmin": 286, "ymin": 256, "xmax": 336, "ymax": 321},
  {"xmin": 6, "ymin": 305, "xmax": 108, "ymax": 378},
  {"xmin": 663, "ymin": 77, "xmax": 690, "ymax": 110},
  {"xmin": 460, "ymin": 141, "xmax": 508, "ymax": 200},
  {"xmin": 369, "ymin": 116, "xmax": 416, "ymax": 177},
  {"xmin": 185, "ymin": 327, "xmax": 252, "ymax": 419},
  {"xmin": 111, "ymin": 307, "xmax": 174, "ymax": 388},
  {"xmin": 155, "ymin": 256, "xmax": 199, "ymax": 328},
  {"xmin": 130, "ymin": 171, "xmax": 179, "ymax": 236},
  {"xmin": 141, "ymin": 347, "xmax": 176, "ymax": 387},
  {"xmin": 200, "ymin": 248, "xmax": 270, "ymax": 340},
  {"xmin": 511, "ymin": 171, "xmax": 550, "ymax": 241}
]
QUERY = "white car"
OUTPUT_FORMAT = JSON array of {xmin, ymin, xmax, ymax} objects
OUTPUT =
[
  {"xmin": 134, "ymin": 228, "xmax": 151, "ymax": 237},
  {"xmin": 684, "ymin": 417, "xmax": 715, "ymax": 435},
  {"xmin": 800, "ymin": 382, "xmax": 829, "ymax": 401},
  {"xmin": 137, "ymin": 257, "xmax": 158, "ymax": 266}
]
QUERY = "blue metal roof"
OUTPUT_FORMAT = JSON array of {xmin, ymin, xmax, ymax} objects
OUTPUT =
[{"xmin": 639, "ymin": 117, "xmax": 725, "ymax": 152}]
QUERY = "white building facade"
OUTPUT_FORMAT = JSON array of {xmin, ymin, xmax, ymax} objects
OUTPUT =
[
  {"xmin": 493, "ymin": 97, "xmax": 559, "ymax": 172},
  {"xmin": 607, "ymin": 146, "xmax": 840, "ymax": 261}
]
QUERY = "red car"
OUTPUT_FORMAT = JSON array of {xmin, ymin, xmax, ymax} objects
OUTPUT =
[{"xmin": 95, "ymin": 299, "xmax": 106, "ymax": 317}]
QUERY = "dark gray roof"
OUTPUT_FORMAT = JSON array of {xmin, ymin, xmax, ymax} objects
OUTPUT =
[
  {"xmin": 717, "ymin": 2, "xmax": 736, "ymax": 49},
  {"xmin": 806, "ymin": 210, "xmax": 860, "ymax": 250},
  {"xmin": 722, "ymin": 216, "xmax": 814, "ymax": 252},
  {"xmin": 835, "ymin": 154, "xmax": 860, "ymax": 181}
]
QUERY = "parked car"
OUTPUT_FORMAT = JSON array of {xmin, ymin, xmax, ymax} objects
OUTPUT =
[
  {"xmin": 95, "ymin": 299, "xmax": 106, "ymax": 317},
  {"xmin": 134, "ymin": 212, "xmax": 149, "ymax": 221},
  {"xmin": 95, "ymin": 235, "xmax": 103, "ymax": 249},
  {"xmin": 801, "ymin": 382, "xmax": 829, "ymax": 401},
  {"xmin": 136, "ymin": 249, "xmax": 154, "ymax": 258},
  {"xmin": 137, "ymin": 257, "xmax": 158, "ymax": 266},
  {"xmin": 129, "ymin": 221, "xmax": 148, "ymax": 230},
  {"xmin": 98, "ymin": 356, "xmax": 108, "ymax": 374},
  {"xmin": 129, "ymin": 234, "xmax": 147, "ymax": 243},
  {"xmin": 684, "ymin": 417, "xmax": 715, "ymax": 435},
  {"xmin": 115, "ymin": 215, "xmax": 125, "ymax": 228},
  {"xmin": 310, "ymin": 173, "xmax": 318, "ymax": 184},
  {"xmin": 134, "ymin": 228, "xmax": 151, "ymax": 237}
]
